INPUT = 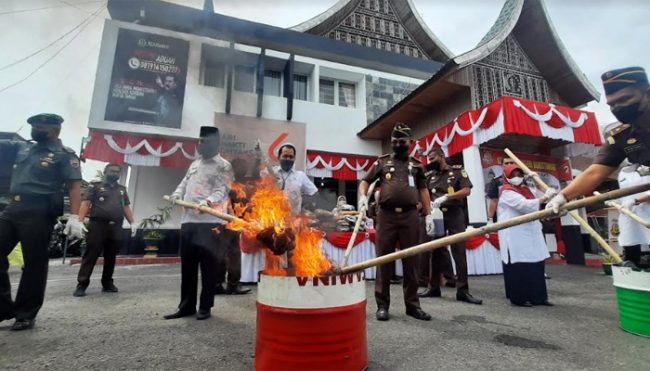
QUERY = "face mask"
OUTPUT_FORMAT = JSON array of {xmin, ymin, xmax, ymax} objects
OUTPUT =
[
  {"xmin": 509, "ymin": 177, "xmax": 524, "ymax": 186},
  {"xmin": 612, "ymin": 102, "xmax": 643, "ymax": 124},
  {"xmin": 280, "ymin": 159, "xmax": 294, "ymax": 172},
  {"xmin": 31, "ymin": 129, "xmax": 49, "ymax": 143},
  {"xmin": 426, "ymin": 162, "xmax": 441, "ymax": 172},
  {"xmin": 392, "ymin": 144, "xmax": 409, "ymax": 156},
  {"xmin": 198, "ymin": 143, "xmax": 218, "ymax": 158},
  {"xmin": 106, "ymin": 174, "xmax": 119, "ymax": 183}
]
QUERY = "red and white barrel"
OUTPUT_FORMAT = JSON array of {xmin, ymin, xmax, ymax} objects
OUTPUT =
[{"xmin": 255, "ymin": 272, "xmax": 368, "ymax": 371}]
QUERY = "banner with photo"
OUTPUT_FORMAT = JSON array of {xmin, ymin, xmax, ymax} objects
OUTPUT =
[
  {"xmin": 480, "ymin": 148, "xmax": 572, "ymax": 194},
  {"xmin": 104, "ymin": 28, "xmax": 189, "ymax": 128},
  {"xmin": 214, "ymin": 113, "xmax": 307, "ymax": 170}
]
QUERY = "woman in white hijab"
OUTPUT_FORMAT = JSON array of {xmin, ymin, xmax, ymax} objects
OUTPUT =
[{"xmin": 497, "ymin": 164, "xmax": 553, "ymax": 307}]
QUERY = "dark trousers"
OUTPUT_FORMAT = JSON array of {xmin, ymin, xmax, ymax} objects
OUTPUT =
[
  {"xmin": 375, "ymin": 208, "xmax": 420, "ymax": 311},
  {"xmin": 430, "ymin": 208, "xmax": 469, "ymax": 292},
  {"xmin": 77, "ymin": 220, "xmax": 123, "ymax": 288},
  {"xmin": 178, "ymin": 223, "xmax": 226, "ymax": 312},
  {"xmin": 503, "ymin": 260, "xmax": 547, "ymax": 305},
  {"xmin": 419, "ymin": 245, "xmax": 455, "ymax": 287},
  {"xmin": 623, "ymin": 245, "xmax": 642, "ymax": 266},
  {"xmin": 215, "ymin": 229, "xmax": 241, "ymax": 288},
  {"xmin": 0, "ymin": 210, "xmax": 55, "ymax": 320}
]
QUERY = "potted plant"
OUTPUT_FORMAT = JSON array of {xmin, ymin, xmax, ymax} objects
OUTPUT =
[
  {"xmin": 601, "ymin": 253, "xmax": 618, "ymax": 276},
  {"xmin": 139, "ymin": 204, "xmax": 173, "ymax": 258}
]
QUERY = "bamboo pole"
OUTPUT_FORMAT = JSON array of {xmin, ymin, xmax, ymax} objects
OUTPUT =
[
  {"xmin": 595, "ymin": 191, "xmax": 650, "ymax": 229},
  {"xmin": 342, "ymin": 180, "xmax": 378, "ymax": 267},
  {"xmin": 336, "ymin": 183, "xmax": 650, "ymax": 274},
  {"xmin": 503, "ymin": 148, "xmax": 621, "ymax": 263},
  {"xmin": 163, "ymin": 195, "xmax": 244, "ymax": 224}
]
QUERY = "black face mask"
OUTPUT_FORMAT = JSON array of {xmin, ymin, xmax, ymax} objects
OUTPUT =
[
  {"xmin": 392, "ymin": 144, "xmax": 409, "ymax": 156},
  {"xmin": 31, "ymin": 129, "xmax": 49, "ymax": 143},
  {"xmin": 280, "ymin": 159, "xmax": 294, "ymax": 172},
  {"xmin": 105, "ymin": 174, "xmax": 119, "ymax": 183},
  {"xmin": 612, "ymin": 102, "xmax": 643, "ymax": 124},
  {"xmin": 426, "ymin": 162, "xmax": 441, "ymax": 172},
  {"xmin": 198, "ymin": 143, "xmax": 219, "ymax": 159}
]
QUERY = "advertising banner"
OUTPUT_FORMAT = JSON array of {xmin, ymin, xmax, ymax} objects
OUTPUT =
[{"xmin": 105, "ymin": 28, "xmax": 189, "ymax": 128}]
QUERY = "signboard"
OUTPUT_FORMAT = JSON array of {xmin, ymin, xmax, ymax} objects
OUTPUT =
[
  {"xmin": 214, "ymin": 113, "xmax": 307, "ymax": 170},
  {"xmin": 105, "ymin": 29, "xmax": 189, "ymax": 128}
]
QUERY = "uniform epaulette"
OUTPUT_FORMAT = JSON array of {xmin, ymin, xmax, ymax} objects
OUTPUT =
[
  {"xmin": 62, "ymin": 145, "xmax": 76, "ymax": 154},
  {"xmin": 608, "ymin": 123, "xmax": 631, "ymax": 136}
]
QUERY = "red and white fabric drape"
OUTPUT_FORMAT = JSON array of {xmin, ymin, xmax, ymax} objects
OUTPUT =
[
  {"xmin": 306, "ymin": 151, "xmax": 376, "ymax": 180},
  {"xmin": 412, "ymin": 96, "xmax": 602, "ymax": 157},
  {"xmin": 82, "ymin": 130, "xmax": 198, "ymax": 167}
]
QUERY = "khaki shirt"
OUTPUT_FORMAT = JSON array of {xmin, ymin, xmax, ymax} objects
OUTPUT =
[
  {"xmin": 595, "ymin": 123, "xmax": 650, "ymax": 167},
  {"xmin": 363, "ymin": 153, "xmax": 426, "ymax": 208},
  {"xmin": 426, "ymin": 165, "xmax": 473, "ymax": 208}
]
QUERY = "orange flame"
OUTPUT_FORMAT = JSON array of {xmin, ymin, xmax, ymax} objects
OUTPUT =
[{"xmin": 227, "ymin": 175, "xmax": 331, "ymax": 277}]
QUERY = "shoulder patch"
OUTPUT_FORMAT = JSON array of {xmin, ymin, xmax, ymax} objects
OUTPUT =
[{"xmin": 62, "ymin": 145, "xmax": 76, "ymax": 154}]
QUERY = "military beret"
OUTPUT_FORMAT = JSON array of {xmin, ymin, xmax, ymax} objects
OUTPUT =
[
  {"xmin": 601, "ymin": 66, "xmax": 648, "ymax": 95},
  {"xmin": 199, "ymin": 126, "xmax": 219, "ymax": 138},
  {"xmin": 27, "ymin": 113, "xmax": 63, "ymax": 126},
  {"xmin": 391, "ymin": 122, "xmax": 412, "ymax": 139}
]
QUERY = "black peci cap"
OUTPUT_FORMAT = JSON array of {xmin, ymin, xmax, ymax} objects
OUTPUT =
[
  {"xmin": 199, "ymin": 126, "xmax": 219, "ymax": 138},
  {"xmin": 27, "ymin": 113, "xmax": 64, "ymax": 126}
]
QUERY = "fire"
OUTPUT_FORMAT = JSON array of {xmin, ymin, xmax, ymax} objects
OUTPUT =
[{"xmin": 227, "ymin": 175, "xmax": 332, "ymax": 277}]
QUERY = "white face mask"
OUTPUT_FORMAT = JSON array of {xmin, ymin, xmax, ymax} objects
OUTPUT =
[{"xmin": 509, "ymin": 177, "xmax": 524, "ymax": 186}]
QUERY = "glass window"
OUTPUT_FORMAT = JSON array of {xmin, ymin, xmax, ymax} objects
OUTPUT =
[
  {"xmin": 293, "ymin": 74, "xmax": 308, "ymax": 101},
  {"xmin": 339, "ymin": 82, "xmax": 356, "ymax": 108},
  {"xmin": 319, "ymin": 79, "xmax": 334, "ymax": 105},
  {"xmin": 263, "ymin": 70, "xmax": 281, "ymax": 96},
  {"xmin": 234, "ymin": 65, "xmax": 255, "ymax": 93},
  {"xmin": 203, "ymin": 61, "xmax": 225, "ymax": 88}
]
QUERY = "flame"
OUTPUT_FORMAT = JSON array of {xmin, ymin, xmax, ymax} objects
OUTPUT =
[{"xmin": 227, "ymin": 175, "xmax": 331, "ymax": 277}]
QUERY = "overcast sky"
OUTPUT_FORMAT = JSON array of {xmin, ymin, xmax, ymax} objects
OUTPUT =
[{"xmin": 1, "ymin": 0, "xmax": 649, "ymax": 179}]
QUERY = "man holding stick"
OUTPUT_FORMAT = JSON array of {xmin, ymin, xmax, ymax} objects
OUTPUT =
[
  {"xmin": 547, "ymin": 67, "xmax": 650, "ymax": 214},
  {"xmin": 358, "ymin": 123, "xmax": 433, "ymax": 321},
  {"xmin": 164, "ymin": 126, "xmax": 232, "ymax": 321}
]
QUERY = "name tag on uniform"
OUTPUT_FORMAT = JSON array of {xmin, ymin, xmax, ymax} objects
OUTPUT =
[{"xmin": 408, "ymin": 175, "xmax": 415, "ymax": 187}]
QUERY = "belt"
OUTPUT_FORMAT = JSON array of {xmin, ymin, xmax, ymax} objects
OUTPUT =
[
  {"xmin": 380, "ymin": 205, "xmax": 416, "ymax": 213},
  {"xmin": 89, "ymin": 218, "xmax": 120, "ymax": 225}
]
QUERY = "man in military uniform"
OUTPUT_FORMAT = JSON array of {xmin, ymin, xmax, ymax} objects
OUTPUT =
[
  {"xmin": 418, "ymin": 148, "xmax": 483, "ymax": 305},
  {"xmin": 73, "ymin": 163, "xmax": 136, "ymax": 297},
  {"xmin": 547, "ymin": 67, "xmax": 650, "ymax": 213},
  {"xmin": 165, "ymin": 126, "xmax": 233, "ymax": 321},
  {"xmin": 358, "ymin": 123, "xmax": 433, "ymax": 321},
  {"xmin": 0, "ymin": 113, "xmax": 84, "ymax": 331}
]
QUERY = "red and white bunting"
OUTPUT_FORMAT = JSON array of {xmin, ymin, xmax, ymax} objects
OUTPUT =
[{"xmin": 306, "ymin": 151, "xmax": 376, "ymax": 180}]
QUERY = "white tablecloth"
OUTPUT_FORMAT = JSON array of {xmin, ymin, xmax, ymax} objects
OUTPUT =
[
  {"xmin": 240, "ymin": 239, "xmax": 404, "ymax": 282},
  {"xmin": 466, "ymin": 240, "xmax": 503, "ymax": 275}
]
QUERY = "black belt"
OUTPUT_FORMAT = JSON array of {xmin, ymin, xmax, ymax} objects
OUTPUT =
[
  {"xmin": 380, "ymin": 205, "xmax": 416, "ymax": 213},
  {"xmin": 89, "ymin": 217, "xmax": 121, "ymax": 225}
]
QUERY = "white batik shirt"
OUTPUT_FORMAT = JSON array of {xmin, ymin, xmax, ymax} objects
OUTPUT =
[
  {"xmin": 273, "ymin": 166, "xmax": 318, "ymax": 215},
  {"xmin": 172, "ymin": 154, "xmax": 233, "ymax": 224}
]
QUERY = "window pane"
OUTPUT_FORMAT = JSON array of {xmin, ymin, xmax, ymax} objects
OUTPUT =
[
  {"xmin": 234, "ymin": 65, "xmax": 255, "ymax": 93},
  {"xmin": 338, "ymin": 82, "xmax": 355, "ymax": 108},
  {"xmin": 203, "ymin": 61, "xmax": 225, "ymax": 88},
  {"xmin": 293, "ymin": 74, "xmax": 308, "ymax": 101},
  {"xmin": 263, "ymin": 70, "xmax": 281, "ymax": 96},
  {"xmin": 319, "ymin": 79, "xmax": 334, "ymax": 105}
]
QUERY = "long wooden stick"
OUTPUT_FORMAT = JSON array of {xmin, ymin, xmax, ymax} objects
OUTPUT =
[
  {"xmin": 163, "ymin": 195, "xmax": 244, "ymax": 224},
  {"xmin": 342, "ymin": 180, "xmax": 378, "ymax": 267},
  {"xmin": 504, "ymin": 148, "xmax": 622, "ymax": 263},
  {"xmin": 336, "ymin": 183, "xmax": 650, "ymax": 274},
  {"xmin": 595, "ymin": 191, "xmax": 650, "ymax": 229}
]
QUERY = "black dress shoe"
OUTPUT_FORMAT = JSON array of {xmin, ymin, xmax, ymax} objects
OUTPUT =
[
  {"xmin": 406, "ymin": 308, "xmax": 432, "ymax": 321},
  {"xmin": 418, "ymin": 287, "xmax": 441, "ymax": 298},
  {"xmin": 457, "ymin": 291, "xmax": 483, "ymax": 305},
  {"xmin": 163, "ymin": 309, "xmax": 196, "ymax": 320},
  {"xmin": 102, "ymin": 284, "xmax": 118, "ymax": 293},
  {"xmin": 10, "ymin": 319, "xmax": 34, "ymax": 331},
  {"xmin": 73, "ymin": 286, "xmax": 86, "ymax": 297},
  {"xmin": 375, "ymin": 308, "xmax": 389, "ymax": 321},
  {"xmin": 196, "ymin": 309, "xmax": 211, "ymax": 320},
  {"xmin": 214, "ymin": 284, "xmax": 226, "ymax": 295},
  {"xmin": 511, "ymin": 301, "xmax": 533, "ymax": 307},
  {"xmin": 226, "ymin": 285, "xmax": 251, "ymax": 295}
]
